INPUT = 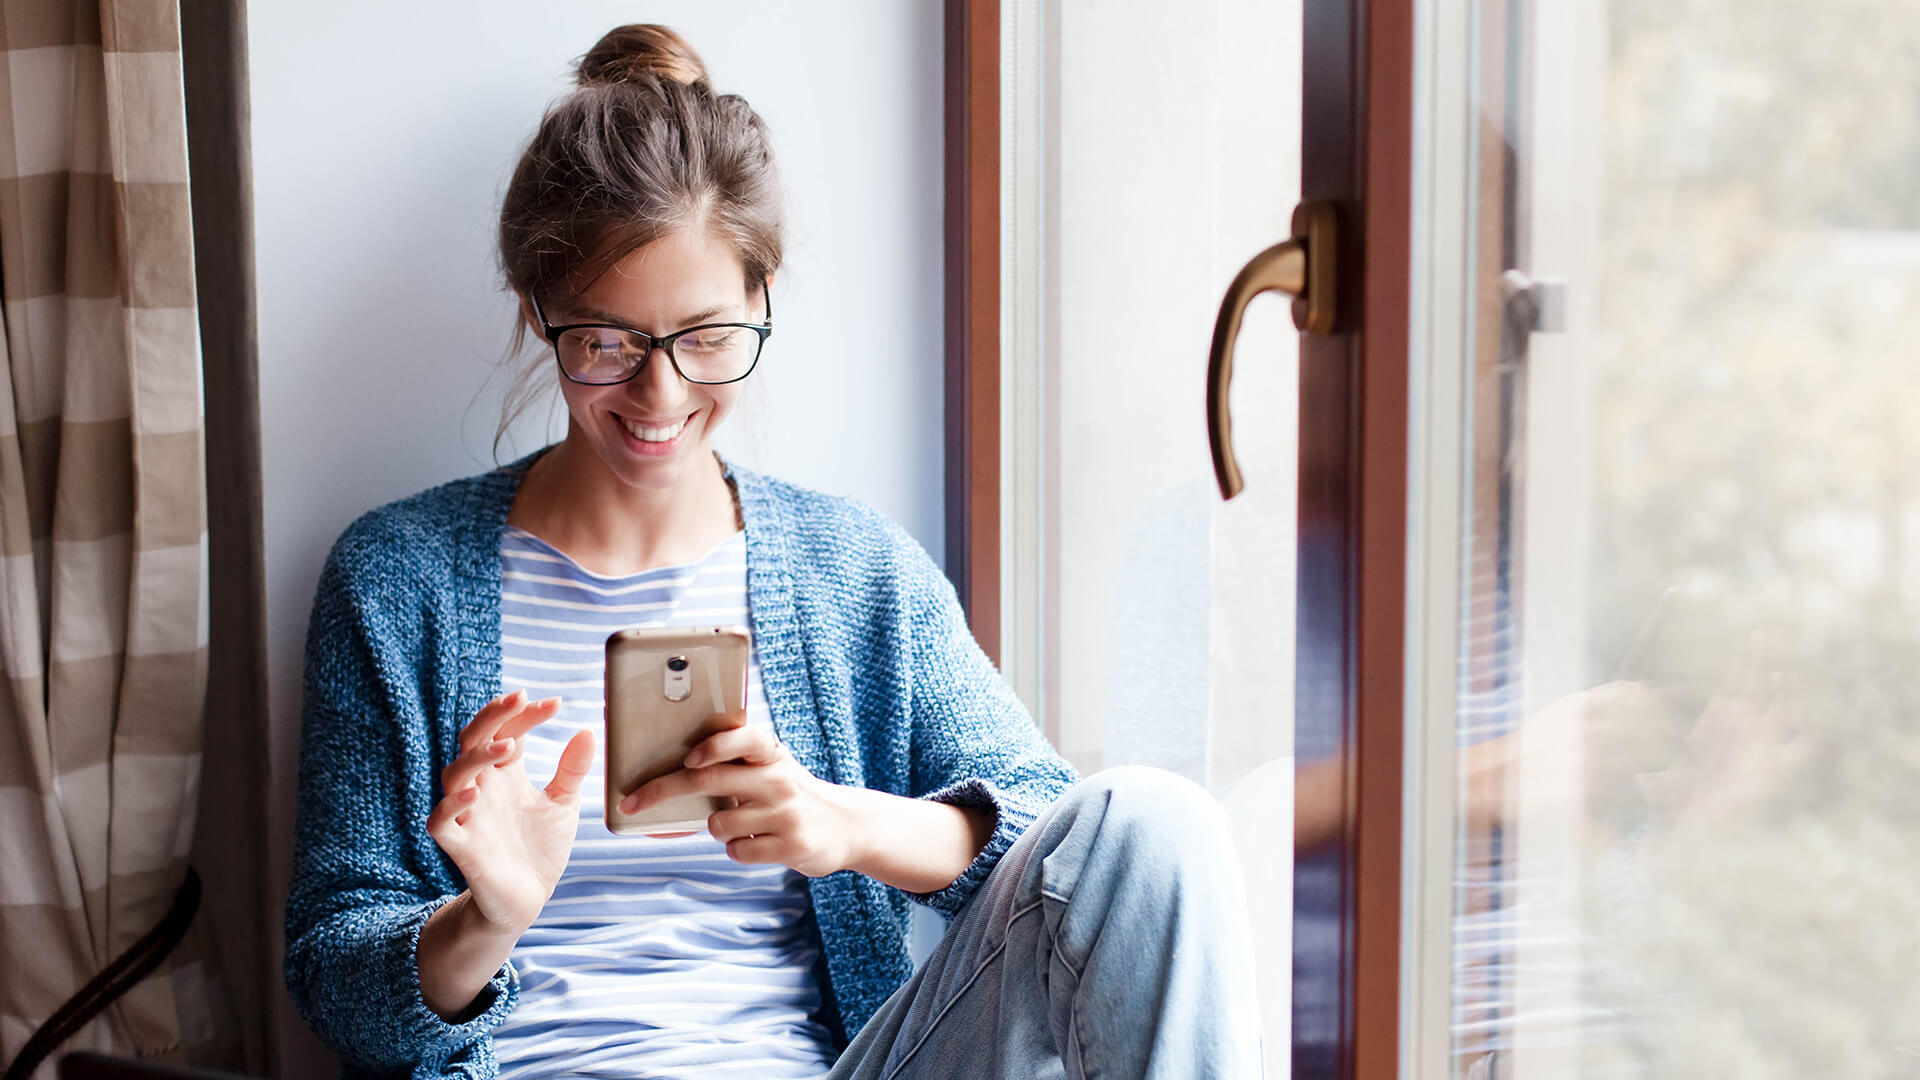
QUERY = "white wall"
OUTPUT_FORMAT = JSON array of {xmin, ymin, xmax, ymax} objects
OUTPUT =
[{"xmin": 249, "ymin": 4, "xmax": 943, "ymax": 1074}]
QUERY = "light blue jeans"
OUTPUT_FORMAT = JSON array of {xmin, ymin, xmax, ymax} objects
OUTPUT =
[{"xmin": 826, "ymin": 767, "xmax": 1265, "ymax": 1079}]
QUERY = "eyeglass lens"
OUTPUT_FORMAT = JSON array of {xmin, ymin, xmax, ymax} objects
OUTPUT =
[{"xmin": 556, "ymin": 325, "xmax": 760, "ymax": 385}]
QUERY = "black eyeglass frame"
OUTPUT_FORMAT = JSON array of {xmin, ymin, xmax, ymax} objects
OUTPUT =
[{"xmin": 530, "ymin": 282, "xmax": 774, "ymax": 386}]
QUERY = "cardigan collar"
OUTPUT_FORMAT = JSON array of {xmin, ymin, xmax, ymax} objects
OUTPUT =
[{"xmin": 466, "ymin": 445, "xmax": 774, "ymax": 562}]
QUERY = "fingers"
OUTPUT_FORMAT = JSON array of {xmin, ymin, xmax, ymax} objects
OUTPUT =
[
  {"xmin": 684, "ymin": 722, "xmax": 783, "ymax": 769},
  {"xmin": 619, "ymin": 767, "xmax": 701, "ymax": 814},
  {"xmin": 442, "ymin": 693, "xmax": 561, "ymax": 794},
  {"xmin": 724, "ymin": 836, "xmax": 787, "ymax": 865},
  {"xmin": 457, "ymin": 690, "xmax": 561, "ymax": 754},
  {"xmin": 495, "ymin": 735, "xmax": 526, "ymax": 768},
  {"xmin": 622, "ymin": 761, "xmax": 787, "ymax": 815},
  {"xmin": 457, "ymin": 689, "xmax": 527, "ymax": 751},
  {"xmin": 440, "ymin": 738, "xmax": 514, "ymax": 797},
  {"xmin": 707, "ymin": 805, "xmax": 790, "ymax": 844},
  {"xmin": 426, "ymin": 787, "xmax": 481, "ymax": 853},
  {"xmin": 544, "ymin": 729, "xmax": 595, "ymax": 800},
  {"xmin": 493, "ymin": 697, "xmax": 562, "ymax": 745}
]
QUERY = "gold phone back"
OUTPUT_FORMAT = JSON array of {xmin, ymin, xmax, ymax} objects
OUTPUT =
[{"xmin": 603, "ymin": 626, "xmax": 750, "ymax": 835}]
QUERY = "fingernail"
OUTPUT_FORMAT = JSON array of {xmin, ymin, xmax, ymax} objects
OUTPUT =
[
  {"xmin": 511, "ymin": 688, "xmax": 527, "ymax": 703},
  {"xmin": 684, "ymin": 752, "xmax": 704, "ymax": 768},
  {"xmin": 619, "ymin": 795, "xmax": 638, "ymax": 813},
  {"xmin": 540, "ymin": 696, "xmax": 563, "ymax": 708}
]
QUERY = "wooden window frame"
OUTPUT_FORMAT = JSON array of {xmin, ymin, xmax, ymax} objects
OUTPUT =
[
  {"xmin": 944, "ymin": 0, "xmax": 1002, "ymax": 665},
  {"xmin": 1295, "ymin": 0, "xmax": 1414, "ymax": 1075}
]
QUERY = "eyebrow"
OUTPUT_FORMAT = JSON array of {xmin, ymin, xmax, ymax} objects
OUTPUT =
[{"xmin": 570, "ymin": 303, "xmax": 734, "ymax": 329}]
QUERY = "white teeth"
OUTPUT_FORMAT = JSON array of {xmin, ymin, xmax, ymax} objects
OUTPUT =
[{"xmin": 622, "ymin": 416, "xmax": 686, "ymax": 443}]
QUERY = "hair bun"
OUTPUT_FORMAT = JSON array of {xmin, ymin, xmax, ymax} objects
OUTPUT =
[{"xmin": 576, "ymin": 24, "xmax": 709, "ymax": 89}]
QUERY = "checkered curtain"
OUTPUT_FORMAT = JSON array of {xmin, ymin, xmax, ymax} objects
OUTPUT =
[{"xmin": 0, "ymin": 0, "xmax": 211, "ymax": 1070}]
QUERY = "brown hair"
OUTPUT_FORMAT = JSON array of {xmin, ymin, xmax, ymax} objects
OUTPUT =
[{"xmin": 493, "ymin": 24, "xmax": 783, "ymax": 450}]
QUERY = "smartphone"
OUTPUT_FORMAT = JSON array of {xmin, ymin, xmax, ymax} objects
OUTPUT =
[
  {"xmin": 1615, "ymin": 584, "xmax": 1736, "ymax": 713},
  {"xmin": 604, "ymin": 625, "xmax": 751, "ymax": 835}
]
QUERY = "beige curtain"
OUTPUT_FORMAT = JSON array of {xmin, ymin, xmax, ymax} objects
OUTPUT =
[{"xmin": 0, "ymin": 0, "xmax": 217, "ymax": 1070}]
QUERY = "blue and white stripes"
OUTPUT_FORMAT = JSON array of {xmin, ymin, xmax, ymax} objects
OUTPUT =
[{"xmin": 487, "ymin": 526, "xmax": 835, "ymax": 1079}]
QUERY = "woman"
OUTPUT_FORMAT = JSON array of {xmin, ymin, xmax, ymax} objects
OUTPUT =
[{"xmin": 284, "ymin": 24, "xmax": 1261, "ymax": 1080}]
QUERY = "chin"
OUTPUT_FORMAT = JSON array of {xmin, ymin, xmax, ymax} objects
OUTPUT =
[
  {"xmin": 556, "ymin": 401, "xmax": 728, "ymax": 494},
  {"xmin": 605, "ymin": 436, "xmax": 714, "ymax": 493}
]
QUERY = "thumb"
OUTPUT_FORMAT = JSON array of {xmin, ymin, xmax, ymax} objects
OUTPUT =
[{"xmin": 544, "ymin": 729, "xmax": 595, "ymax": 800}]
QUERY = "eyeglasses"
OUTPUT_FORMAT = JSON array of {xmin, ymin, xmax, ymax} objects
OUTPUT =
[{"xmin": 531, "ymin": 283, "xmax": 773, "ymax": 386}]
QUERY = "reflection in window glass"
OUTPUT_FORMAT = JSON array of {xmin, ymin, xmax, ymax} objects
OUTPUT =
[{"xmin": 1449, "ymin": 2, "xmax": 1920, "ymax": 1077}]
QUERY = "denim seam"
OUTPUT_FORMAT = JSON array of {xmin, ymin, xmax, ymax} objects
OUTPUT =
[
  {"xmin": 880, "ymin": 899, "xmax": 1048, "ymax": 1080},
  {"xmin": 1037, "ymin": 888, "xmax": 1080, "ymax": 973},
  {"xmin": 1048, "ymin": 898, "xmax": 1091, "ymax": 1080}
]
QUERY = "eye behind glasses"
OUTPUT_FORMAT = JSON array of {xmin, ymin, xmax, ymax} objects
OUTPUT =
[{"xmin": 535, "ymin": 284, "xmax": 774, "ymax": 387}]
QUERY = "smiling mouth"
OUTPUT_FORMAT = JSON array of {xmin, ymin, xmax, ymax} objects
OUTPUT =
[{"xmin": 619, "ymin": 414, "xmax": 690, "ymax": 443}]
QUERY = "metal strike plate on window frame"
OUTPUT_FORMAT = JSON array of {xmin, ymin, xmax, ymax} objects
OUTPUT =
[
  {"xmin": 1206, "ymin": 200, "xmax": 1339, "ymax": 500},
  {"xmin": 1501, "ymin": 269, "xmax": 1568, "ymax": 334}
]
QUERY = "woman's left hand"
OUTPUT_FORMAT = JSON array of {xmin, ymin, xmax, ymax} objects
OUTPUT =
[{"xmin": 620, "ymin": 720, "xmax": 856, "ymax": 877}]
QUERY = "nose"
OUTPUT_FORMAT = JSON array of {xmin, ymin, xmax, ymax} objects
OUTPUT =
[{"xmin": 625, "ymin": 342, "xmax": 689, "ymax": 410}]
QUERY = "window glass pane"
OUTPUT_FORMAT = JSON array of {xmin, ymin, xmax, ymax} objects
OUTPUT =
[
  {"xmin": 1008, "ymin": 1, "xmax": 1302, "ymax": 1073},
  {"xmin": 1437, "ymin": 2, "xmax": 1920, "ymax": 1075}
]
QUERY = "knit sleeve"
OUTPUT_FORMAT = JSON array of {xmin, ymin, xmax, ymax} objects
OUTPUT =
[
  {"xmin": 895, "ymin": 535, "xmax": 1078, "ymax": 917},
  {"xmin": 283, "ymin": 521, "xmax": 517, "ymax": 1073}
]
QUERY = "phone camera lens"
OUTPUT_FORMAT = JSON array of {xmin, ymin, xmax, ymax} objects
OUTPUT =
[{"xmin": 667, "ymin": 655, "xmax": 689, "ymax": 672}]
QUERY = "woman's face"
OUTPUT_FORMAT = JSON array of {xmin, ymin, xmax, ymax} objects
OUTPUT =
[{"xmin": 531, "ymin": 227, "xmax": 765, "ymax": 494}]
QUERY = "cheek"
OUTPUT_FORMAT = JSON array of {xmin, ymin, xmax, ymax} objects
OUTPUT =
[
  {"xmin": 699, "ymin": 385, "xmax": 744, "ymax": 424},
  {"xmin": 559, "ymin": 382, "xmax": 615, "ymax": 424}
]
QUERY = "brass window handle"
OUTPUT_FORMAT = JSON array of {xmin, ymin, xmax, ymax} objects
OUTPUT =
[{"xmin": 1207, "ymin": 200, "xmax": 1339, "ymax": 499}]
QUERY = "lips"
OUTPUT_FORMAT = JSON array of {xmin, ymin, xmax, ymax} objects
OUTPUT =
[
  {"xmin": 611, "ymin": 410, "xmax": 695, "ymax": 457},
  {"xmin": 621, "ymin": 415, "xmax": 687, "ymax": 443}
]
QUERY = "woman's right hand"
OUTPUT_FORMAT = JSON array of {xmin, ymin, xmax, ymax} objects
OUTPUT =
[{"xmin": 426, "ymin": 689, "xmax": 594, "ymax": 932}]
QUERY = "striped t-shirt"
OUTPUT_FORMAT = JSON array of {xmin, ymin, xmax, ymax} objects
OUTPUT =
[{"xmin": 488, "ymin": 526, "xmax": 836, "ymax": 1079}]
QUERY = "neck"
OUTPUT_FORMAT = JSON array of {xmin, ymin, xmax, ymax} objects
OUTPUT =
[{"xmin": 507, "ymin": 426, "xmax": 740, "ymax": 576}]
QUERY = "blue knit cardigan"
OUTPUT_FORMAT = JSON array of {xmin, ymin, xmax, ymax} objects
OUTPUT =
[{"xmin": 283, "ymin": 451, "xmax": 1076, "ymax": 1078}]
